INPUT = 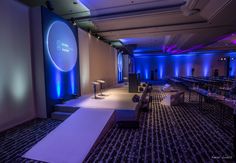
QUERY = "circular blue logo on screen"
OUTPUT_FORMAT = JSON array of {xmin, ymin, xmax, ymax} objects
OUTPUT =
[{"xmin": 46, "ymin": 21, "xmax": 77, "ymax": 72}]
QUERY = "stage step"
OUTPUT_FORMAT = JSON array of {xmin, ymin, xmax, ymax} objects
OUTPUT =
[
  {"xmin": 51, "ymin": 111, "xmax": 71, "ymax": 121},
  {"xmin": 54, "ymin": 104, "xmax": 79, "ymax": 113}
]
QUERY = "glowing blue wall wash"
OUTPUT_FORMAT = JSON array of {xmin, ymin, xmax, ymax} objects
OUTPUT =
[
  {"xmin": 145, "ymin": 69, "xmax": 149, "ymax": 79},
  {"xmin": 56, "ymin": 70, "xmax": 61, "ymax": 98},
  {"xmin": 159, "ymin": 65, "xmax": 163, "ymax": 79},
  {"xmin": 228, "ymin": 52, "xmax": 236, "ymax": 76},
  {"xmin": 175, "ymin": 68, "xmax": 179, "ymax": 77},
  {"xmin": 184, "ymin": 54, "xmax": 194, "ymax": 76},
  {"xmin": 70, "ymin": 70, "xmax": 75, "ymax": 94},
  {"xmin": 202, "ymin": 53, "xmax": 213, "ymax": 77},
  {"xmin": 117, "ymin": 52, "xmax": 123, "ymax": 82},
  {"xmin": 173, "ymin": 55, "xmax": 180, "ymax": 77},
  {"xmin": 136, "ymin": 68, "xmax": 141, "ymax": 74},
  {"xmin": 186, "ymin": 63, "xmax": 192, "ymax": 76},
  {"xmin": 134, "ymin": 52, "xmax": 230, "ymax": 80},
  {"xmin": 203, "ymin": 67, "xmax": 208, "ymax": 77}
]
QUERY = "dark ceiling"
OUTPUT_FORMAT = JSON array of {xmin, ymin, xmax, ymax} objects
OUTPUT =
[{"xmin": 19, "ymin": 0, "xmax": 236, "ymax": 55}]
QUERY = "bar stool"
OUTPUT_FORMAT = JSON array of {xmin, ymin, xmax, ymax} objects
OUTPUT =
[
  {"xmin": 123, "ymin": 77, "xmax": 128, "ymax": 85},
  {"xmin": 97, "ymin": 80, "xmax": 105, "ymax": 96},
  {"xmin": 91, "ymin": 81, "xmax": 99, "ymax": 99}
]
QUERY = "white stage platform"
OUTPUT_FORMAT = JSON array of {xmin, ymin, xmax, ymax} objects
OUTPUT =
[
  {"xmin": 23, "ymin": 85, "xmax": 147, "ymax": 162},
  {"xmin": 57, "ymin": 85, "xmax": 145, "ymax": 122},
  {"xmin": 63, "ymin": 85, "xmax": 142, "ymax": 110},
  {"xmin": 23, "ymin": 108, "xmax": 115, "ymax": 163}
]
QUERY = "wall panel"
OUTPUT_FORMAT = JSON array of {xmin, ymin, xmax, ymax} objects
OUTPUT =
[{"xmin": 0, "ymin": 0, "xmax": 35, "ymax": 131}]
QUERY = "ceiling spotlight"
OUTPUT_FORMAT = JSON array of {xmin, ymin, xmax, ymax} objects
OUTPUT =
[
  {"xmin": 97, "ymin": 36, "xmax": 100, "ymax": 39},
  {"xmin": 45, "ymin": 0, "xmax": 54, "ymax": 11},
  {"xmin": 70, "ymin": 18, "xmax": 76, "ymax": 26},
  {"xmin": 224, "ymin": 57, "xmax": 226, "ymax": 61}
]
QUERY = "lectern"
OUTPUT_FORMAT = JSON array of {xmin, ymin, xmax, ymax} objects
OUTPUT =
[{"xmin": 129, "ymin": 73, "xmax": 139, "ymax": 93}]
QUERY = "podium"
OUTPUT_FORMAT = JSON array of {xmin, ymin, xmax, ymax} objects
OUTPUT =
[{"xmin": 129, "ymin": 73, "xmax": 139, "ymax": 93}]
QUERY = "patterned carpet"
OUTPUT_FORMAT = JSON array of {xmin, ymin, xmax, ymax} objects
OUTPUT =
[
  {"xmin": 0, "ymin": 119, "xmax": 62, "ymax": 162},
  {"xmin": 85, "ymin": 88, "xmax": 235, "ymax": 162},
  {"xmin": 0, "ymin": 87, "xmax": 235, "ymax": 162}
]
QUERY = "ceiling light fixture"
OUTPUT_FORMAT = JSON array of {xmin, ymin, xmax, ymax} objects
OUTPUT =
[{"xmin": 70, "ymin": 18, "xmax": 77, "ymax": 26}]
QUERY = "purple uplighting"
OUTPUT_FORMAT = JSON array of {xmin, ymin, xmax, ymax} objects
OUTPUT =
[{"xmin": 232, "ymin": 39, "xmax": 236, "ymax": 45}]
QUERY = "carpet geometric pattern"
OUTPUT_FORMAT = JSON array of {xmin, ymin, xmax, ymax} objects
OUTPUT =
[
  {"xmin": 85, "ymin": 88, "xmax": 235, "ymax": 162},
  {"xmin": 0, "ymin": 119, "xmax": 62, "ymax": 163}
]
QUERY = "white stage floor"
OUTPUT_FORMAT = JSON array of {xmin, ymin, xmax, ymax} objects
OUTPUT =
[
  {"xmin": 61, "ymin": 85, "xmax": 141, "ymax": 110},
  {"xmin": 23, "ymin": 108, "xmax": 114, "ymax": 163}
]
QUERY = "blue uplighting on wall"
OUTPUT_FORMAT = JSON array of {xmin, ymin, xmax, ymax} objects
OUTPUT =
[
  {"xmin": 186, "ymin": 64, "xmax": 192, "ymax": 76},
  {"xmin": 145, "ymin": 69, "xmax": 149, "ymax": 79},
  {"xmin": 133, "ymin": 51, "xmax": 233, "ymax": 80},
  {"xmin": 136, "ymin": 68, "xmax": 141, "ymax": 74},
  {"xmin": 203, "ymin": 67, "xmax": 208, "ymax": 77},
  {"xmin": 56, "ymin": 70, "xmax": 61, "ymax": 98},
  {"xmin": 173, "ymin": 55, "xmax": 180, "ymax": 77},
  {"xmin": 228, "ymin": 52, "xmax": 236, "ymax": 76},
  {"xmin": 70, "ymin": 70, "xmax": 75, "ymax": 94},
  {"xmin": 117, "ymin": 52, "xmax": 123, "ymax": 82},
  {"xmin": 159, "ymin": 65, "xmax": 163, "ymax": 79},
  {"xmin": 175, "ymin": 68, "xmax": 179, "ymax": 77},
  {"xmin": 202, "ymin": 53, "xmax": 213, "ymax": 77}
]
